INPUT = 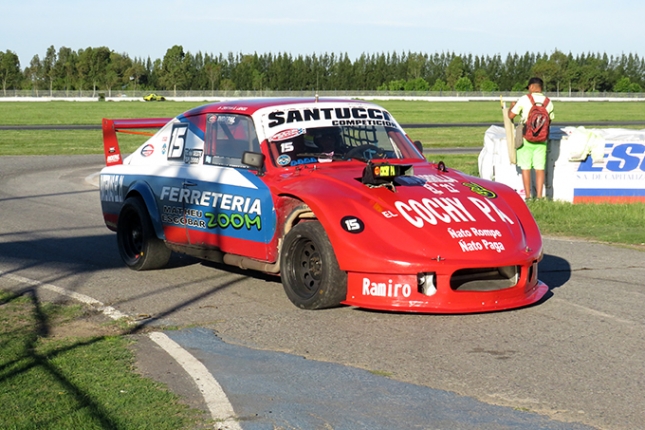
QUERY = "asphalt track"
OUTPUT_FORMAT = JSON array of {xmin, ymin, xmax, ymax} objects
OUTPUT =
[
  {"xmin": 1, "ymin": 155, "xmax": 644, "ymax": 429},
  {"xmin": 162, "ymin": 328, "xmax": 593, "ymax": 430}
]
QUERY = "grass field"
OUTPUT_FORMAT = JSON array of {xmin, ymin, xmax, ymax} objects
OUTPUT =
[
  {"xmin": 1, "ymin": 100, "xmax": 644, "ymax": 154},
  {"xmin": 2, "ymin": 99, "xmax": 643, "ymax": 125},
  {"xmin": 0, "ymin": 290, "xmax": 212, "ymax": 429}
]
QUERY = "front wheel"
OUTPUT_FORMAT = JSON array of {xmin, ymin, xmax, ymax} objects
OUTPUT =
[
  {"xmin": 117, "ymin": 197, "xmax": 171, "ymax": 271},
  {"xmin": 280, "ymin": 221, "xmax": 347, "ymax": 310}
]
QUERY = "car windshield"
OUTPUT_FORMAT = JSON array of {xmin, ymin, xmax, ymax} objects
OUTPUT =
[{"xmin": 269, "ymin": 124, "xmax": 421, "ymax": 167}]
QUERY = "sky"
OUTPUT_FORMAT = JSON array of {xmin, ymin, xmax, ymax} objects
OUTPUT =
[{"xmin": 3, "ymin": 0, "xmax": 645, "ymax": 67}]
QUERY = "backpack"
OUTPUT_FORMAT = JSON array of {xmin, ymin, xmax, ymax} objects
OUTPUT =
[{"xmin": 523, "ymin": 94, "xmax": 551, "ymax": 143}]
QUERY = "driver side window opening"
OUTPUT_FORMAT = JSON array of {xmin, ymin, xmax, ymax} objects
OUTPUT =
[{"xmin": 204, "ymin": 114, "xmax": 260, "ymax": 168}]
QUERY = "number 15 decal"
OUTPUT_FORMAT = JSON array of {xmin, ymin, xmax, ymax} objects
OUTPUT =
[
  {"xmin": 341, "ymin": 216, "xmax": 365, "ymax": 234},
  {"xmin": 167, "ymin": 124, "xmax": 188, "ymax": 160}
]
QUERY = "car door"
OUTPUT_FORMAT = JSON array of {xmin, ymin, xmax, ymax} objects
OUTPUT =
[{"xmin": 182, "ymin": 113, "xmax": 277, "ymax": 261}]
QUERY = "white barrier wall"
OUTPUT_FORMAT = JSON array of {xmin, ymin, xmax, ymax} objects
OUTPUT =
[{"xmin": 479, "ymin": 126, "xmax": 645, "ymax": 203}]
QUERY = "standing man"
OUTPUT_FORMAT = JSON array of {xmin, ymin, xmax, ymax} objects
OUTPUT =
[{"xmin": 508, "ymin": 77, "xmax": 555, "ymax": 200}]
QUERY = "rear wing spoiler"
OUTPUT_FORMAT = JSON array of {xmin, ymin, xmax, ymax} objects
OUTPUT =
[{"xmin": 102, "ymin": 117, "xmax": 171, "ymax": 166}]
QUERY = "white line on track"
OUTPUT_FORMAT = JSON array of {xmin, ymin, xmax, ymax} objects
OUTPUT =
[
  {"xmin": 149, "ymin": 332, "xmax": 242, "ymax": 430},
  {"xmin": 0, "ymin": 270, "xmax": 241, "ymax": 429},
  {"xmin": 1, "ymin": 271, "xmax": 129, "ymax": 320}
]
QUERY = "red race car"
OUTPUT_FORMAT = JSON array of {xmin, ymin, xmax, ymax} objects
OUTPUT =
[{"xmin": 99, "ymin": 98, "xmax": 547, "ymax": 313}]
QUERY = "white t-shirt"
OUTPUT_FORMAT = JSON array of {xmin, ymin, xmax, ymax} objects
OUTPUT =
[{"xmin": 510, "ymin": 92, "xmax": 555, "ymax": 123}]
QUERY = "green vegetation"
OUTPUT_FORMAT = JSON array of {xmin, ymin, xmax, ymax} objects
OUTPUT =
[
  {"xmin": 525, "ymin": 199, "xmax": 645, "ymax": 246},
  {"xmin": 381, "ymin": 99, "xmax": 645, "ymax": 148},
  {"xmin": 1, "ymin": 47, "xmax": 644, "ymax": 95},
  {"xmin": 1, "ymin": 99, "xmax": 641, "ymax": 126},
  {"xmin": 379, "ymin": 99, "xmax": 645, "ymax": 124},
  {"xmin": 1, "ymin": 100, "xmax": 643, "ymax": 155},
  {"xmin": 0, "ymin": 291, "xmax": 211, "ymax": 429},
  {"xmin": 0, "ymin": 101, "xmax": 184, "ymax": 125}
]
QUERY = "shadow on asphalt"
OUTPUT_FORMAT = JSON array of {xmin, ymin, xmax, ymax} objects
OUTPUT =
[
  {"xmin": 533, "ymin": 253, "xmax": 572, "ymax": 306},
  {"xmin": 539, "ymin": 253, "xmax": 572, "ymax": 291}
]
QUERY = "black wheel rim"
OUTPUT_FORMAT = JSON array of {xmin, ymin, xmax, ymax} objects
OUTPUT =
[
  {"xmin": 291, "ymin": 238, "xmax": 322, "ymax": 300},
  {"xmin": 122, "ymin": 210, "xmax": 143, "ymax": 262}
]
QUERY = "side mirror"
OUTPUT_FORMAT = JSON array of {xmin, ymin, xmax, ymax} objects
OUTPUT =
[
  {"xmin": 413, "ymin": 140, "xmax": 424, "ymax": 154},
  {"xmin": 242, "ymin": 151, "xmax": 265, "ymax": 174}
]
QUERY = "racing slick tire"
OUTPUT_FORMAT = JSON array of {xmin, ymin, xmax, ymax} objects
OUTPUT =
[
  {"xmin": 280, "ymin": 220, "xmax": 347, "ymax": 310},
  {"xmin": 117, "ymin": 197, "xmax": 171, "ymax": 271}
]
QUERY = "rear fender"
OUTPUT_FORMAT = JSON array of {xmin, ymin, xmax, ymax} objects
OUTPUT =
[{"xmin": 125, "ymin": 181, "xmax": 166, "ymax": 241}]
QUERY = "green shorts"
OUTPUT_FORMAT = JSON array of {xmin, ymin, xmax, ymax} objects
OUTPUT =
[{"xmin": 516, "ymin": 140, "xmax": 547, "ymax": 170}]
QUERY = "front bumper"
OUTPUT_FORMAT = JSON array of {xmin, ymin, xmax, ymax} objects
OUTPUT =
[{"xmin": 342, "ymin": 260, "xmax": 548, "ymax": 314}]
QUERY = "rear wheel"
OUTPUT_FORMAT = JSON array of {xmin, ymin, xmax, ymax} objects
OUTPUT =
[
  {"xmin": 117, "ymin": 197, "xmax": 171, "ymax": 271},
  {"xmin": 280, "ymin": 221, "xmax": 347, "ymax": 309}
]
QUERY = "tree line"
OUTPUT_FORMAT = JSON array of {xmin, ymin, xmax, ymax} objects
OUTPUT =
[{"xmin": 1, "ymin": 45, "xmax": 644, "ymax": 96}]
